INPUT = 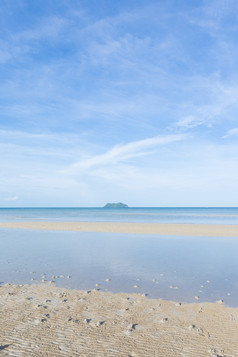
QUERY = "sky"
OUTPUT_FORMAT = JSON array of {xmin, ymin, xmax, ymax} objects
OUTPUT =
[{"xmin": 0, "ymin": 0, "xmax": 238, "ymax": 207}]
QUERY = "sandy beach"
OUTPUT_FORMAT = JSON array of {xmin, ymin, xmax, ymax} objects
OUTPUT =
[
  {"xmin": 0, "ymin": 283, "xmax": 238, "ymax": 357},
  {"xmin": 1, "ymin": 222, "xmax": 238, "ymax": 356},
  {"xmin": 1, "ymin": 221, "xmax": 238, "ymax": 237}
]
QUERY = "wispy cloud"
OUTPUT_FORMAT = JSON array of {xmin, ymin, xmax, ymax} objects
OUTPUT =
[
  {"xmin": 68, "ymin": 134, "xmax": 187, "ymax": 173},
  {"xmin": 4, "ymin": 196, "xmax": 19, "ymax": 202},
  {"xmin": 222, "ymin": 128, "xmax": 238, "ymax": 138}
]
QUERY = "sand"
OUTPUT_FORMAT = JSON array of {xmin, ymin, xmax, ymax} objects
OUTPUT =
[
  {"xmin": 1, "ymin": 222, "xmax": 238, "ymax": 356},
  {"xmin": 0, "ymin": 284, "xmax": 238, "ymax": 357},
  {"xmin": 0, "ymin": 221, "xmax": 238, "ymax": 237}
]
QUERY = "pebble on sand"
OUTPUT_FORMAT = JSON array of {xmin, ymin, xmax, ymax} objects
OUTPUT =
[
  {"xmin": 127, "ymin": 323, "xmax": 137, "ymax": 330},
  {"xmin": 84, "ymin": 318, "xmax": 91, "ymax": 324},
  {"xmin": 96, "ymin": 321, "xmax": 105, "ymax": 326}
]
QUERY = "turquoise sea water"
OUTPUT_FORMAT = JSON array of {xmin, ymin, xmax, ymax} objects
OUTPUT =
[
  {"xmin": 0, "ymin": 207, "xmax": 238, "ymax": 224},
  {"xmin": 0, "ymin": 207, "xmax": 238, "ymax": 306}
]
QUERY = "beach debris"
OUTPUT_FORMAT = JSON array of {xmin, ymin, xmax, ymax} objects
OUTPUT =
[
  {"xmin": 195, "ymin": 296, "xmax": 200, "ymax": 300},
  {"xmin": 105, "ymin": 278, "xmax": 111, "ymax": 282},
  {"xmin": 189, "ymin": 324, "xmax": 196, "ymax": 330},
  {"xmin": 133, "ymin": 285, "xmax": 139, "ymax": 289}
]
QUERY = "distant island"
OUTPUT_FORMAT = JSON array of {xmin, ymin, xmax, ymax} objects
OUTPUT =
[{"xmin": 103, "ymin": 202, "xmax": 129, "ymax": 208}]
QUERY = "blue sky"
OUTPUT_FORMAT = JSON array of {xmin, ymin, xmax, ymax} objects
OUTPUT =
[{"xmin": 1, "ymin": 0, "xmax": 238, "ymax": 207}]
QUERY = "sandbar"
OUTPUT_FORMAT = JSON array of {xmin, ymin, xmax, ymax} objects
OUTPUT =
[{"xmin": 0, "ymin": 221, "xmax": 238, "ymax": 237}]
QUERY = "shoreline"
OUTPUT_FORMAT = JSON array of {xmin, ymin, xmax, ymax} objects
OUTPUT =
[
  {"xmin": 0, "ymin": 283, "xmax": 238, "ymax": 356},
  {"xmin": 0, "ymin": 221, "xmax": 238, "ymax": 237}
]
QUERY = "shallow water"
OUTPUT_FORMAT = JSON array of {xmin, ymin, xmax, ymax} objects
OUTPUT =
[
  {"xmin": 0, "ymin": 229, "xmax": 238, "ymax": 307},
  {"xmin": 1, "ymin": 207, "xmax": 238, "ymax": 224}
]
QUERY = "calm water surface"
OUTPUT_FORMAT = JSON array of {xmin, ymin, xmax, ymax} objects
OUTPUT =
[{"xmin": 0, "ymin": 229, "xmax": 238, "ymax": 307}]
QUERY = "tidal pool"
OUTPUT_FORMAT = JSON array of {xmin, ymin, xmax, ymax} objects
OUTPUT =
[{"xmin": 0, "ymin": 229, "xmax": 238, "ymax": 306}]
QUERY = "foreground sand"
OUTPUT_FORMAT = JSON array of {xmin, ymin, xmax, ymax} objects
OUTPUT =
[
  {"xmin": 1, "ymin": 221, "xmax": 238, "ymax": 237},
  {"xmin": 0, "ymin": 284, "xmax": 238, "ymax": 357}
]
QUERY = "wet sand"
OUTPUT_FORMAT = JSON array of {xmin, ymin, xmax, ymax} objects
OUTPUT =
[
  {"xmin": 1, "ymin": 221, "xmax": 238, "ymax": 237},
  {"xmin": 0, "ymin": 284, "xmax": 238, "ymax": 356},
  {"xmin": 1, "ymin": 222, "xmax": 238, "ymax": 356}
]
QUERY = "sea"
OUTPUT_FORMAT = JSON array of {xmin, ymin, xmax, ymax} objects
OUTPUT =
[
  {"xmin": 0, "ymin": 206, "xmax": 238, "ymax": 224},
  {"xmin": 1, "ymin": 207, "xmax": 238, "ymax": 306}
]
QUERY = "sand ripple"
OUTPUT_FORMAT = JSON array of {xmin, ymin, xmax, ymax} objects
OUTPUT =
[{"xmin": 0, "ymin": 284, "xmax": 238, "ymax": 356}]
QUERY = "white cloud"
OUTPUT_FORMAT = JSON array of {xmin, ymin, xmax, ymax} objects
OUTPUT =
[
  {"xmin": 222, "ymin": 128, "xmax": 238, "ymax": 138},
  {"xmin": 68, "ymin": 134, "xmax": 187, "ymax": 173},
  {"xmin": 175, "ymin": 116, "xmax": 203, "ymax": 129},
  {"xmin": 4, "ymin": 196, "xmax": 19, "ymax": 202}
]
